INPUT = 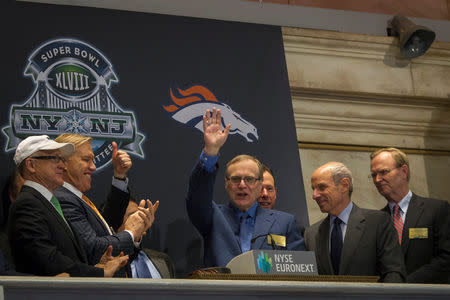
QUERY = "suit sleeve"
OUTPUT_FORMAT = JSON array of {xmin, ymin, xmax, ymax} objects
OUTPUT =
[
  {"xmin": 60, "ymin": 192, "xmax": 135, "ymax": 265},
  {"xmin": 407, "ymin": 200, "xmax": 450, "ymax": 283},
  {"xmin": 185, "ymin": 161, "xmax": 217, "ymax": 237},
  {"xmin": 101, "ymin": 185, "xmax": 130, "ymax": 232},
  {"xmin": 377, "ymin": 212, "xmax": 406, "ymax": 283},
  {"xmin": 285, "ymin": 215, "xmax": 306, "ymax": 251},
  {"xmin": 8, "ymin": 197, "xmax": 103, "ymax": 277},
  {"xmin": 303, "ymin": 226, "xmax": 314, "ymax": 251}
]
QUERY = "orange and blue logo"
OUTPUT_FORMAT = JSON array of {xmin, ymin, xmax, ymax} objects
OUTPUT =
[{"xmin": 163, "ymin": 85, "xmax": 258, "ymax": 142}]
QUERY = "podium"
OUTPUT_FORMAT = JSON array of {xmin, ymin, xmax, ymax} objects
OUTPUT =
[
  {"xmin": 227, "ymin": 250, "xmax": 317, "ymax": 275},
  {"xmin": 188, "ymin": 250, "xmax": 379, "ymax": 282}
]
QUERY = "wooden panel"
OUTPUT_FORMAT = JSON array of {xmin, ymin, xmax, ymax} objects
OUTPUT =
[{"xmin": 251, "ymin": 0, "xmax": 450, "ymax": 20}]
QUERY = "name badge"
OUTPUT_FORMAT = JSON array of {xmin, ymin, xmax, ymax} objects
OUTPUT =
[
  {"xmin": 409, "ymin": 228, "xmax": 428, "ymax": 239},
  {"xmin": 267, "ymin": 234, "xmax": 286, "ymax": 247}
]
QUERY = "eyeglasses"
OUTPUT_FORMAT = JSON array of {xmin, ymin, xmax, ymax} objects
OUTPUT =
[
  {"xmin": 30, "ymin": 155, "xmax": 66, "ymax": 164},
  {"xmin": 226, "ymin": 176, "xmax": 261, "ymax": 186},
  {"xmin": 370, "ymin": 167, "xmax": 399, "ymax": 179}
]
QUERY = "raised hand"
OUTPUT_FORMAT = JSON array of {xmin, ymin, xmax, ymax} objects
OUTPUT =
[
  {"xmin": 203, "ymin": 107, "xmax": 231, "ymax": 156},
  {"xmin": 111, "ymin": 141, "xmax": 132, "ymax": 179},
  {"xmin": 138, "ymin": 199, "xmax": 159, "ymax": 232}
]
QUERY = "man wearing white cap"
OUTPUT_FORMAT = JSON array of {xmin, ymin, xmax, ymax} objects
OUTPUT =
[{"xmin": 8, "ymin": 135, "xmax": 128, "ymax": 277}]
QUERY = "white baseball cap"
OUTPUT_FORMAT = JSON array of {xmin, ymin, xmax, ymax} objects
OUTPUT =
[{"xmin": 14, "ymin": 135, "xmax": 75, "ymax": 166}]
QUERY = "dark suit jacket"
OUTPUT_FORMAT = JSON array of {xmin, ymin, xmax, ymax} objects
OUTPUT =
[
  {"xmin": 127, "ymin": 248, "xmax": 176, "ymax": 278},
  {"xmin": 7, "ymin": 185, "xmax": 103, "ymax": 276},
  {"xmin": 55, "ymin": 185, "xmax": 132, "ymax": 265},
  {"xmin": 0, "ymin": 249, "xmax": 29, "ymax": 276},
  {"xmin": 382, "ymin": 193, "xmax": 450, "ymax": 283},
  {"xmin": 304, "ymin": 203, "xmax": 405, "ymax": 282},
  {"xmin": 186, "ymin": 161, "xmax": 305, "ymax": 268}
]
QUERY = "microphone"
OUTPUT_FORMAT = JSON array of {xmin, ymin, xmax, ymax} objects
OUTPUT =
[{"xmin": 250, "ymin": 233, "xmax": 280, "ymax": 250}]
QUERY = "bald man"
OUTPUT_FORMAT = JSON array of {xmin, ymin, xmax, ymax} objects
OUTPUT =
[{"xmin": 304, "ymin": 162, "xmax": 405, "ymax": 282}]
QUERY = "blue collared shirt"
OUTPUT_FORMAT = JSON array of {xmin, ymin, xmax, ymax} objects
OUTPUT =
[
  {"xmin": 233, "ymin": 201, "xmax": 258, "ymax": 224},
  {"xmin": 329, "ymin": 201, "xmax": 353, "ymax": 252},
  {"xmin": 130, "ymin": 250, "xmax": 162, "ymax": 279},
  {"xmin": 199, "ymin": 150, "xmax": 219, "ymax": 173},
  {"xmin": 388, "ymin": 190, "xmax": 412, "ymax": 223}
]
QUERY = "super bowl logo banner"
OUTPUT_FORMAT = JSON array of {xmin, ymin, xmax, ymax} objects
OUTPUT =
[
  {"xmin": 2, "ymin": 38, "xmax": 145, "ymax": 169},
  {"xmin": 163, "ymin": 85, "xmax": 259, "ymax": 143}
]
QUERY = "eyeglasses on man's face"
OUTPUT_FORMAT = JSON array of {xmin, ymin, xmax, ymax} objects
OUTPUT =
[
  {"xmin": 30, "ymin": 155, "xmax": 66, "ymax": 164},
  {"xmin": 370, "ymin": 167, "xmax": 400, "ymax": 179},
  {"xmin": 226, "ymin": 176, "xmax": 261, "ymax": 185}
]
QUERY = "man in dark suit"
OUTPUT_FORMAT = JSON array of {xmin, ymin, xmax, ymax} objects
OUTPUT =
[
  {"xmin": 118, "ymin": 200, "xmax": 176, "ymax": 278},
  {"xmin": 371, "ymin": 147, "xmax": 450, "ymax": 283},
  {"xmin": 8, "ymin": 135, "xmax": 128, "ymax": 276},
  {"xmin": 53, "ymin": 134, "xmax": 156, "ymax": 272},
  {"xmin": 186, "ymin": 108, "xmax": 305, "ymax": 268},
  {"xmin": 304, "ymin": 162, "xmax": 405, "ymax": 282}
]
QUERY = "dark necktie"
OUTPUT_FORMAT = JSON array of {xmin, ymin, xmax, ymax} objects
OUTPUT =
[
  {"xmin": 239, "ymin": 213, "xmax": 252, "ymax": 253},
  {"xmin": 134, "ymin": 251, "xmax": 152, "ymax": 278},
  {"xmin": 330, "ymin": 217, "xmax": 343, "ymax": 275},
  {"xmin": 393, "ymin": 204, "xmax": 404, "ymax": 245}
]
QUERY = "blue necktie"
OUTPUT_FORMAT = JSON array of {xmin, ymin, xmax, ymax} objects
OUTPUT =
[
  {"xmin": 134, "ymin": 251, "xmax": 152, "ymax": 278},
  {"xmin": 330, "ymin": 217, "xmax": 343, "ymax": 275},
  {"xmin": 239, "ymin": 213, "xmax": 252, "ymax": 253}
]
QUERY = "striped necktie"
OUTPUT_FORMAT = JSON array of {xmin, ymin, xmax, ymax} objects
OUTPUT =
[
  {"xmin": 82, "ymin": 194, "xmax": 112, "ymax": 235},
  {"xmin": 393, "ymin": 204, "xmax": 404, "ymax": 245}
]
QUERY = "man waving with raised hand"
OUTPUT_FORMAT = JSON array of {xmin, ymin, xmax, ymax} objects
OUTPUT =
[{"xmin": 186, "ymin": 108, "xmax": 305, "ymax": 268}]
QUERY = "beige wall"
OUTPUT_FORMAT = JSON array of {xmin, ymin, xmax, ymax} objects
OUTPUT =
[
  {"xmin": 283, "ymin": 27, "xmax": 450, "ymax": 225},
  {"xmin": 299, "ymin": 148, "xmax": 450, "ymax": 224}
]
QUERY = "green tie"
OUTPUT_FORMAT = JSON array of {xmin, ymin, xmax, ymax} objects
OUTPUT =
[
  {"xmin": 50, "ymin": 196, "xmax": 65, "ymax": 219},
  {"xmin": 50, "ymin": 196, "xmax": 73, "ymax": 236}
]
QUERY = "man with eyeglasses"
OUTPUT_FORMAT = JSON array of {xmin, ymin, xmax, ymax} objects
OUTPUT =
[
  {"xmin": 257, "ymin": 165, "xmax": 277, "ymax": 210},
  {"xmin": 186, "ymin": 108, "xmax": 305, "ymax": 268},
  {"xmin": 8, "ymin": 135, "xmax": 128, "ymax": 276},
  {"xmin": 370, "ymin": 148, "xmax": 450, "ymax": 283}
]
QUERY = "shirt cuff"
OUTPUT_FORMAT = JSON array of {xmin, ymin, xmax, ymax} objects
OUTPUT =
[
  {"xmin": 200, "ymin": 150, "xmax": 219, "ymax": 173},
  {"xmin": 124, "ymin": 230, "xmax": 142, "ymax": 247},
  {"xmin": 112, "ymin": 176, "xmax": 129, "ymax": 192}
]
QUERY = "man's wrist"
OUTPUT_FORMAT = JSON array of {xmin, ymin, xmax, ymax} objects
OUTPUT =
[
  {"xmin": 113, "ymin": 175, "xmax": 126, "ymax": 181},
  {"xmin": 124, "ymin": 229, "xmax": 142, "ymax": 247}
]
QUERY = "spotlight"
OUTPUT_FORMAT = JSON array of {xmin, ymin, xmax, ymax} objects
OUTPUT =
[{"xmin": 387, "ymin": 14, "xmax": 436, "ymax": 59}]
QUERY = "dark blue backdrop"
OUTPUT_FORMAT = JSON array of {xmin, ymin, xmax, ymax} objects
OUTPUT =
[{"xmin": 2, "ymin": 1, "xmax": 308, "ymax": 276}]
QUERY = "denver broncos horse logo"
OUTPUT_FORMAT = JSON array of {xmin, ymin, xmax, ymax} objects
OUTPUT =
[{"xmin": 163, "ymin": 85, "xmax": 258, "ymax": 142}]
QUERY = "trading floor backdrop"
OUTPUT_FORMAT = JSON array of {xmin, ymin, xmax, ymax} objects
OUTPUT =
[{"xmin": 2, "ymin": 1, "xmax": 308, "ymax": 276}]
